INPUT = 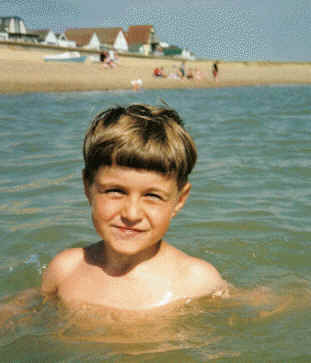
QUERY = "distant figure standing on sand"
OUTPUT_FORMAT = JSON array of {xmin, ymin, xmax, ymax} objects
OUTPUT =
[
  {"xmin": 178, "ymin": 61, "xmax": 186, "ymax": 79},
  {"xmin": 100, "ymin": 51, "xmax": 107, "ymax": 63},
  {"xmin": 212, "ymin": 62, "xmax": 219, "ymax": 81}
]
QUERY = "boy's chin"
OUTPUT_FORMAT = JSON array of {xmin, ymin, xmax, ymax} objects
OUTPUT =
[{"xmin": 108, "ymin": 240, "xmax": 161, "ymax": 257}]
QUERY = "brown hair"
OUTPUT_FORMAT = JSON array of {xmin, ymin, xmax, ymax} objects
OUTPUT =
[{"xmin": 83, "ymin": 104, "xmax": 197, "ymax": 190}]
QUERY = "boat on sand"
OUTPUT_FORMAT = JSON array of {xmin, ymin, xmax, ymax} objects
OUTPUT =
[{"xmin": 44, "ymin": 51, "xmax": 87, "ymax": 63}]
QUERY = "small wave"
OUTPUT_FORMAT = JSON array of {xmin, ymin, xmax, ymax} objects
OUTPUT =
[{"xmin": 0, "ymin": 173, "xmax": 75, "ymax": 194}]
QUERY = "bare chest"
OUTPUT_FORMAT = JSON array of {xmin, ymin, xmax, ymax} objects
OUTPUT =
[{"xmin": 57, "ymin": 265, "xmax": 181, "ymax": 310}]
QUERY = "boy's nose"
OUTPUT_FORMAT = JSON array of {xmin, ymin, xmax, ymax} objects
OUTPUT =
[{"xmin": 121, "ymin": 197, "xmax": 143, "ymax": 223}]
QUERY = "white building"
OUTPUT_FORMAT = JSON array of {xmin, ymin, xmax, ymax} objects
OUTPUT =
[
  {"xmin": 31, "ymin": 29, "xmax": 58, "ymax": 45},
  {"xmin": 127, "ymin": 25, "xmax": 159, "ymax": 55},
  {"xmin": 0, "ymin": 16, "xmax": 26, "ymax": 34},
  {"xmin": 65, "ymin": 28, "xmax": 101, "ymax": 50},
  {"xmin": 65, "ymin": 27, "xmax": 128, "ymax": 52},
  {"xmin": 95, "ymin": 27, "xmax": 128, "ymax": 52},
  {"xmin": 0, "ymin": 32, "xmax": 8, "ymax": 41},
  {"xmin": 0, "ymin": 16, "xmax": 37, "ymax": 42},
  {"xmin": 182, "ymin": 48, "xmax": 196, "ymax": 60},
  {"xmin": 56, "ymin": 33, "xmax": 76, "ymax": 48}
]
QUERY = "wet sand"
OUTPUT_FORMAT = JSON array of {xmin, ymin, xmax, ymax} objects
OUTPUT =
[{"xmin": 1, "ymin": 44, "xmax": 311, "ymax": 94}]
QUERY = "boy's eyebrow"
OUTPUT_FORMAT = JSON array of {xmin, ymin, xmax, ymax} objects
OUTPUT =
[
  {"xmin": 95, "ymin": 181, "xmax": 125, "ymax": 188},
  {"xmin": 95, "ymin": 181, "xmax": 172, "ymax": 196},
  {"xmin": 144, "ymin": 186, "xmax": 170, "ymax": 197}
]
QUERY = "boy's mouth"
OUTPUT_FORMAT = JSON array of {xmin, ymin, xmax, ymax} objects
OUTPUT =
[{"xmin": 113, "ymin": 225, "xmax": 146, "ymax": 235}]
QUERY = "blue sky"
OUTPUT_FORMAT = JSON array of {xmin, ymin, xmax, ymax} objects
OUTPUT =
[{"xmin": 1, "ymin": 0, "xmax": 311, "ymax": 61}]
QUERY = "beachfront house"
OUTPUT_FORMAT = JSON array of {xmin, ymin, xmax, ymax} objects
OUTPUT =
[
  {"xmin": 163, "ymin": 45, "xmax": 183, "ymax": 57},
  {"xmin": 56, "ymin": 32, "xmax": 76, "ymax": 48},
  {"xmin": 126, "ymin": 25, "xmax": 159, "ymax": 56},
  {"xmin": 65, "ymin": 28, "xmax": 101, "ymax": 50},
  {"xmin": 94, "ymin": 27, "xmax": 128, "ymax": 52},
  {"xmin": 31, "ymin": 29, "xmax": 58, "ymax": 46},
  {"xmin": 31, "ymin": 29, "xmax": 76, "ymax": 48},
  {"xmin": 163, "ymin": 45, "xmax": 196, "ymax": 60},
  {"xmin": 0, "ymin": 16, "xmax": 37, "ymax": 42},
  {"xmin": 0, "ymin": 16, "xmax": 26, "ymax": 34},
  {"xmin": 181, "ymin": 48, "xmax": 196, "ymax": 60},
  {"xmin": 65, "ymin": 27, "xmax": 128, "ymax": 52},
  {"xmin": 0, "ymin": 31, "xmax": 8, "ymax": 41}
]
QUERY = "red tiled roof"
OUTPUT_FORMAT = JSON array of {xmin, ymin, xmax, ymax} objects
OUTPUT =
[
  {"xmin": 65, "ymin": 27, "xmax": 124, "ymax": 47},
  {"xmin": 31, "ymin": 29, "xmax": 50, "ymax": 35},
  {"xmin": 65, "ymin": 28, "xmax": 96, "ymax": 46},
  {"xmin": 96, "ymin": 27, "xmax": 124, "ymax": 45},
  {"xmin": 127, "ymin": 25, "xmax": 154, "ymax": 45},
  {"xmin": 30, "ymin": 29, "xmax": 50, "ymax": 39}
]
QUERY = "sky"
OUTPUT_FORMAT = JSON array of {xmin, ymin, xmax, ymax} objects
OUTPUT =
[{"xmin": 1, "ymin": 0, "xmax": 311, "ymax": 61}]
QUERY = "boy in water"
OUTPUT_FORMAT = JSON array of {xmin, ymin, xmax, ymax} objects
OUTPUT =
[{"xmin": 41, "ymin": 104, "xmax": 228, "ymax": 310}]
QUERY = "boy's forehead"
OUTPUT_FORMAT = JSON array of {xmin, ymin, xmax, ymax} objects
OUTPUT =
[{"xmin": 95, "ymin": 165, "xmax": 178, "ymax": 186}]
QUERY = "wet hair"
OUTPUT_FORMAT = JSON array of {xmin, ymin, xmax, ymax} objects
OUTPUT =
[{"xmin": 83, "ymin": 104, "xmax": 197, "ymax": 190}]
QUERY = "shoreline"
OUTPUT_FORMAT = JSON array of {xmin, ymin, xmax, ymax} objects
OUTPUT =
[{"xmin": 1, "ymin": 44, "xmax": 311, "ymax": 94}]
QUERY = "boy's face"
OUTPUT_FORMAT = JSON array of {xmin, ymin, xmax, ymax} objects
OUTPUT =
[{"xmin": 84, "ymin": 165, "xmax": 190, "ymax": 257}]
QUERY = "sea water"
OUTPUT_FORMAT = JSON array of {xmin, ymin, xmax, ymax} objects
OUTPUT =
[{"xmin": 0, "ymin": 86, "xmax": 310, "ymax": 362}]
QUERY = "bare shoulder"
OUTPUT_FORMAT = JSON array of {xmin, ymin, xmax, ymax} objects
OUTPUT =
[
  {"xmin": 166, "ymin": 244, "xmax": 228, "ymax": 298},
  {"xmin": 41, "ymin": 248, "xmax": 84, "ymax": 296},
  {"xmin": 185, "ymin": 256, "xmax": 228, "ymax": 295},
  {"xmin": 47, "ymin": 247, "xmax": 84, "ymax": 274}
]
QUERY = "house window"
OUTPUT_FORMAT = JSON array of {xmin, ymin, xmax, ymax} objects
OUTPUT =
[
  {"xmin": 15, "ymin": 19, "xmax": 21, "ymax": 33},
  {"xmin": 0, "ymin": 18, "xmax": 10, "ymax": 32}
]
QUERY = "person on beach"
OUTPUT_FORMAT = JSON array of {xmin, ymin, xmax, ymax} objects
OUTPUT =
[
  {"xmin": 130, "ymin": 78, "xmax": 143, "ymax": 91},
  {"xmin": 107, "ymin": 49, "xmax": 118, "ymax": 67},
  {"xmin": 100, "ymin": 51, "xmax": 107, "ymax": 63},
  {"xmin": 194, "ymin": 67, "xmax": 203, "ymax": 81},
  {"xmin": 153, "ymin": 66, "xmax": 167, "ymax": 78},
  {"xmin": 178, "ymin": 61, "xmax": 186, "ymax": 79},
  {"xmin": 212, "ymin": 61, "xmax": 219, "ymax": 81},
  {"xmin": 168, "ymin": 65, "xmax": 181, "ymax": 79},
  {"xmin": 101, "ymin": 50, "xmax": 117, "ymax": 69},
  {"xmin": 41, "ymin": 104, "xmax": 228, "ymax": 310},
  {"xmin": 186, "ymin": 67, "xmax": 194, "ymax": 79}
]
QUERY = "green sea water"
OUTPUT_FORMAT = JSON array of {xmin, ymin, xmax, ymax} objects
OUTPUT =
[{"xmin": 0, "ymin": 86, "xmax": 311, "ymax": 362}]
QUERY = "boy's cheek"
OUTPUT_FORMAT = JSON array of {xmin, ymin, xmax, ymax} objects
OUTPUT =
[{"xmin": 92, "ymin": 200, "xmax": 119, "ymax": 219}]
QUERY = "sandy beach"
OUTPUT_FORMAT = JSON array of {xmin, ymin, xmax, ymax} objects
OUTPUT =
[{"xmin": 1, "ymin": 43, "xmax": 311, "ymax": 94}]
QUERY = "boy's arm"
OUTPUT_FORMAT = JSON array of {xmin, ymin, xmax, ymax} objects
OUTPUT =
[
  {"xmin": 185, "ymin": 257, "xmax": 229, "ymax": 298},
  {"xmin": 41, "ymin": 248, "xmax": 82, "ymax": 298}
]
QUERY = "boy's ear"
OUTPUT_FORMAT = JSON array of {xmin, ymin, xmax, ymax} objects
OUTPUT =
[
  {"xmin": 82, "ymin": 169, "xmax": 91, "ymax": 204},
  {"xmin": 173, "ymin": 182, "xmax": 191, "ymax": 217}
]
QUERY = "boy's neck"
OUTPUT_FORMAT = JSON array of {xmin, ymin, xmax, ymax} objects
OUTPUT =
[{"xmin": 87, "ymin": 240, "xmax": 163, "ymax": 277}]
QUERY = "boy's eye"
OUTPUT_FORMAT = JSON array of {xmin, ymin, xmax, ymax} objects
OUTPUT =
[
  {"xmin": 145, "ymin": 193, "xmax": 162, "ymax": 200},
  {"xmin": 104, "ymin": 188, "xmax": 125, "ymax": 195}
]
